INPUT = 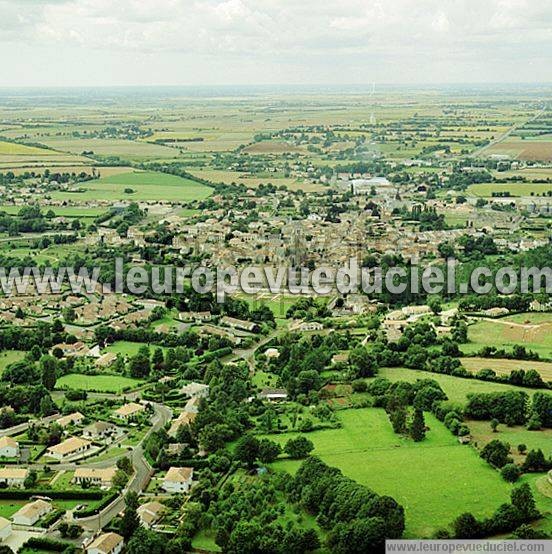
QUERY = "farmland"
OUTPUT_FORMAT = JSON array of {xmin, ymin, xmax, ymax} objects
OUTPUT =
[
  {"xmin": 50, "ymin": 170, "xmax": 213, "ymax": 202},
  {"xmin": 460, "ymin": 357, "xmax": 552, "ymax": 381},
  {"xmin": 269, "ymin": 408, "xmax": 514, "ymax": 537}
]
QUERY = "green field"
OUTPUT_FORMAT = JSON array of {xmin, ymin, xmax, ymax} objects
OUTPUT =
[
  {"xmin": 376, "ymin": 367, "xmax": 538, "ymax": 404},
  {"xmin": 467, "ymin": 182, "xmax": 552, "ymax": 197},
  {"xmin": 50, "ymin": 170, "xmax": 213, "ymax": 202},
  {"xmin": 0, "ymin": 350, "xmax": 26, "ymax": 374},
  {"xmin": 461, "ymin": 318, "xmax": 552, "ymax": 359},
  {"xmin": 56, "ymin": 373, "xmax": 144, "ymax": 392},
  {"xmin": 269, "ymin": 408, "xmax": 514, "ymax": 537},
  {"xmin": 104, "ymin": 340, "xmax": 167, "ymax": 357}
]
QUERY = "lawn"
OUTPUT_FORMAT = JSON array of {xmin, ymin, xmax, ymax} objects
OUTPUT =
[
  {"xmin": 55, "ymin": 373, "xmax": 144, "ymax": 393},
  {"xmin": 105, "ymin": 340, "xmax": 168, "ymax": 357},
  {"xmin": 50, "ymin": 170, "xmax": 213, "ymax": 202},
  {"xmin": 375, "ymin": 367, "xmax": 538, "ymax": 404},
  {"xmin": 462, "ymin": 318, "xmax": 552, "ymax": 359},
  {"xmin": 0, "ymin": 350, "xmax": 26, "ymax": 374},
  {"xmin": 268, "ymin": 408, "xmax": 513, "ymax": 538}
]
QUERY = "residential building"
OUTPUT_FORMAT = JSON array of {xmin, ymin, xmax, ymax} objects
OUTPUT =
[
  {"xmin": 162, "ymin": 467, "xmax": 193, "ymax": 493},
  {"xmin": 114, "ymin": 402, "xmax": 145, "ymax": 420},
  {"xmin": 57, "ymin": 412, "xmax": 85, "ymax": 428},
  {"xmin": 86, "ymin": 532, "xmax": 124, "ymax": 554},
  {"xmin": 46, "ymin": 437, "xmax": 92, "ymax": 461},
  {"xmin": 0, "ymin": 467, "xmax": 28, "ymax": 488},
  {"xmin": 179, "ymin": 382, "xmax": 209, "ymax": 399},
  {"xmin": 168, "ymin": 411, "xmax": 196, "ymax": 438},
  {"xmin": 0, "ymin": 436, "xmax": 19, "ymax": 458},
  {"xmin": 12, "ymin": 499, "xmax": 52, "ymax": 526},
  {"xmin": 137, "ymin": 501, "xmax": 165, "ymax": 528},
  {"xmin": 258, "ymin": 388, "xmax": 288, "ymax": 402},
  {"xmin": 83, "ymin": 421, "xmax": 120, "ymax": 441},
  {"xmin": 73, "ymin": 467, "xmax": 118, "ymax": 489}
]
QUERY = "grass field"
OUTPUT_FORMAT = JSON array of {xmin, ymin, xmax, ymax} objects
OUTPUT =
[
  {"xmin": 0, "ymin": 350, "xmax": 26, "ymax": 374},
  {"xmin": 484, "ymin": 137, "xmax": 552, "ymax": 162},
  {"xmin": 56, "ymin": 373, "xmax": 144, "ymax": 392},
  {"xmin": 49, "ymin": 170, "xmax": 213, "ymax": 202},
  {"xmin": 104, "ymin": 340, "xmax": 167, "ymax": 357},
  {"xmin": 467, "ymin": 182, "xmax": 552, "ymax": 197},
  {"xmin": 375, "ymin": 367, "xmax": 538, "ymax": 404},
  {"xmin": 269, "ymin": 408, "xmax": 513, "ymax": 537},
  {"xmin": 460, "ymin": 357, "xmax": 552, "ymax": 381},
  {"xmin": 462, "ymin": 318, "xmax": 552, "ymax": 359}
]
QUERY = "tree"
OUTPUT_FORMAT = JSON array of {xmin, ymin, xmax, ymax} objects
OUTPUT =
[
  {"xmin": 522, "ymin": 449, "xmax": 548, "ymax": 472},
  {"xmin": 480, "ymin": 439, "xmax": 511, "ymax": 468},
  {"xmin": 349, "ymin": 346, "xmax": 377, "ymax": 378},
  {"xmin": 117, "ymin": 456, "xmax": 133, "ymax": 475},
  {"xmin": 410, "ymin": 409, "xmax": 426, "ymax": 442},
  {"xmin": 39, "ymin": 355, "xmax": 57, "ymax": 391},
  {"xmin": 511, "ymin": 483, "xmax": 539, "ymax": 522},
  {"xmin": 526, "ymin": 412, "xmax": 542, "ymax": 430},
  {"xmin": 234, "ymin": 434, "xmax": 259, "ymax": 469},
  {"xmin": 24, "ymin": 470, "xmax": 37, "ymax": 489},
  {"xmin": 129, "ymin": 346, "xmax": 151, "ymax": 378},
  {"xmin": 120, "ymin": 491, "xmax": 140, "ymax": 540},
  {"xmin": 284, "ymin": 436, "xmax": 314, "ymax": 459},
  {"xmin": 490, "ymin": 418, "xmax": 499, "ymax": 433},
  {"xmin": 453, "ymin": 512, "xmax": 481, "ymax": 539},
  {"xmin": 501, "ymin": 463, "xmax": 521, "ymax": 483},
  {"xmin": 152, "ymin": 348, "xmax": 164, "ymax": 371},
  {"xmin": 112, "ymin": 469, "xmax": 130, "ymax": 490},
  {"xmin": 257, "ymin": 439, "xmax": 281, "ymax": 464},
  {"xmin": 126, "ymin": 527, "xmax": 165, "ymax": 554}
]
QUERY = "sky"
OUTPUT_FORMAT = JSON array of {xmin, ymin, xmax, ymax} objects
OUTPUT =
[{"xmin": 1, "ymin": 0, "xmax": 551, "ymax": 87}]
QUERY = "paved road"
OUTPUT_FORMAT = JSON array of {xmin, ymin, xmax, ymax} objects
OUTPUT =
[
  {"xmin": 0, "ymin": 413, "xmax": 60, "ymax": 438},
  {"xmin": 76, "ymin": 402, "xmax": 172, "ymax": 531}
]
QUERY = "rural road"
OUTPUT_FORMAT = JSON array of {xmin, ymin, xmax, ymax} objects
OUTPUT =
[{"xmin": 76, "ymin": 401, "xmax": 172, "ymax": 531}]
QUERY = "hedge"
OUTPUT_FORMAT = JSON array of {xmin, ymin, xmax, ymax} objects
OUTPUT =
[
  {"xmin": 22, "ymin": 537, "xmax": 76, "ymax": 553},
  {"xmin": 0, "ymin": 488, "xmax": 104, "ymax": 500},
  {"xmin": 39, "ymin": 508, "xmax": 65, "ymax": 528},
  {"xmin": 73, "ymin": 490, "xmax": 118, "ymax": 518}
]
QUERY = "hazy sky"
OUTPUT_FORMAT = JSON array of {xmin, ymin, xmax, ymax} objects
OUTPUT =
[{"xmin": 1, "ymin": 0, "xmax": 551, "ymax": 87}]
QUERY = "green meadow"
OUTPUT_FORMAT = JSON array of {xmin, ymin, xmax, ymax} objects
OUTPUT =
[
  {"xmin": 269, "ymin": 408, "xmax": 514, "ymax": 537},
  {"xmin": 56, "ymin": 373, "xmax": 144, "ymax": 393},
  {"xmin": 50, "ymin": 170, "xmax": 213, "ymax": 202}
]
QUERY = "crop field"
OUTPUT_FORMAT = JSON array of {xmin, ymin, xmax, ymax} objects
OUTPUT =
[
  {"xmin": 460, "ymin": 357, "xmax": 552, "ymax": 381},
  {"xmin": 462, "ymin": 318, "xmax": 552, "ymax": 359},
  {"xmin": 485, "ymin": 137, "xmax": 552, "ymax": 161},
  {"xmin": 375, "ymin": 367, "xmax": 537, "ymax": 403},
  {"xmin": 269, "ymin": 408, "xmax": 514, "ymax": 537},
  {"xmin": 467, "ymin": 182, "xmax": 552, "ymax": 197},
  {"xmin": 56, "ymin": 373, "xmax": 144, "ymax": 392},
  {"xmin": 49, "ymin": 170, "xmax": 213, "ymax": 202}
]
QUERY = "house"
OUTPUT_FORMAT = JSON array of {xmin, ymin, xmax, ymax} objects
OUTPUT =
[
  {"xmin": 0, "ymin": 516, "xmax": 11, "ymax": 541},
  {"xmin": 298, "ymin": 321, "xmax": 323, "ymax": 331},
  {"xmin": 114, "ymin": 402, "xmax": 145, "ymax": 420},
  {"xmin": 57, "ymin": 412, "xmax": 85, "ymax": 428},
  {"xmin": 96, "ymin": 352, "xmax": 118, "ymax": 368},
  {"xmin": 137, "ymin": 501, "xmax": 165, "ymax": 528},
  {"xmin": 12, "ymin": 499, "xmax": 52, "ymax": 526},
  {"xmin": 162, "ymin": 467, "xmax": 193, "ymax": 493},
  {"xmin": 86, "ymin": 532, "xmax": 124, "ymax": 554},
  {"xmin": 0, "ymin": 467, "xmax": 28, "ymax": 488},
  {"xmin": 73, "ymin": 467, "xmax": 117, "ymax": 489},
  {"xmin": 220, "ymin": 316, "xmax": 259, "ymax": 333},
  {"xmin": 51, "ymin": 341, "xmax": 88, "ymax": 358},
  {"xmin": 46, "ymin": 437, "xmax": 92, "ymax": 461},
  {"xmin": 258, "ymin": 388, "xmax": 288, "ymax": 402},
  {"xmin": 168, "ymin": 411, "xmax": 196, "ymax": 437},
  {"xmin": 179, "ymin": 382, "xmax": 209, "ymax": 399},
  {"xmin": 0, "ymin": 436, "xmax": 19, "ymax": 458},
  {"xmin": 83, "ymin": 421, "xmax": 119, "ymax": 441},
  {"xmin": 264, "ymin": 348, "xmax": 280, "ymax": 359}
]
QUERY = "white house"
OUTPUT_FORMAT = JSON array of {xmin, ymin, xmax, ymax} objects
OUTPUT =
[
  {"xmin": 12, "ymin": 499, "xmax": 52, "ymax": 526},
  {"xmin": 179, "ymin": 382, "xmax": 209, "ymax": 399},
  {"xmin": 258, "ymin": 388, "xmax": 288, "ymax": 402},
  {"xmin": 162, "ymin": 467, "xmax": 193, "ymax": 493},
  {"xmin": 137, "ymin": 501, "xmax": 165, "ymax": 528},
  {"xmin": 46, "ymin": 436, "xmax": 92, "ymax": 461},
  {"xmin": 73, "ymin": 467, "xmax": 118, "ymax": 489},
  {"xmin": 86, "ymin": 532, "xmax": 124, "ymax": 554},
  {"xmin": 113, "ymin": 402, "xmax": 145, "ymax": 420},
  {"xmin": 83, "ymin": 421, "xmax": 120, "ymax": 441},
  {"xmin": 0, "ymin": 516, "xmax": 11, "ymax": 541},
  {"xmin": 57, "ymin": 412, "xmax": 85, "ymax": 428},
  {"xmin": 0, "ymin": 436, "xmax": 19, "ymax": 458},
  {"xmin": 0, "ymin": 467, "xmax": 28, "ymax": 488}
]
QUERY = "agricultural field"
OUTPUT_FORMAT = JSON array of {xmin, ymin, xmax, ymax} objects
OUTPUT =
[
  {"xmin": 484, "ymin": 137, "xmax": 552, "ymax": 161},
  {"xmin": 375, "ymin": 367, "xmax": 538, "ymax": 404},
  {"xmin": 269, "ymin": 407, "xmax": 515, "ymax": 537},
  {"xmin": 55, "ymin": 373, "xmax": 144, "ymax": 393},
  {"xmin": 467, "ymin": 182, "xmax": 552, "ymax": 197},
  {"xmin": 461, "ymin": 318, "xmax": 552, "ymax": 359},
  {"xmin": 460, "ymin": 357, "xmax": 552, "ymax": 381},
  {"xmin": 49, "ymin": 170, "xmax": 213, "ymax": 202}
]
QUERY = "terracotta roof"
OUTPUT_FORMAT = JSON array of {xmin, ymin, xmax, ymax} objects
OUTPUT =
[
  {"xmin": 0, "ymin": 467, "xmax": 28, "ymax": 479},
  {"xmin": 87, "ymin": 532, "xmax": 123, "ymax": 553},
  {"xmin": 114, "ymin": 402, "xmax": 144, "ymax": 417}
]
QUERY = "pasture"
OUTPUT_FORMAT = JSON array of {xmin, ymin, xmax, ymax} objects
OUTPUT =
[
  {"xmin": 55, "ymin": 373, "xmax": 144, "ymax": 393},
  {"xmin": 50, "ymin": 170, "xmax": 213, "ymax": 202},
  {"xmin": 375, "ymin": 367, "xmax": 538, "ymax": 403},
  {"xmin": 462, "ymin": 318, "xmax": 552, "ymax": 359},
  {"xmin": 467, "ymin": 182, "xmax": 552, "ymax": 197},
  {"xmin": 269, "ymin": 408, "xmax": 513, "ymax": 537},
  {"xmin": 460, "ymin": 357, "xmax": 552, "ymax": 381}
]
